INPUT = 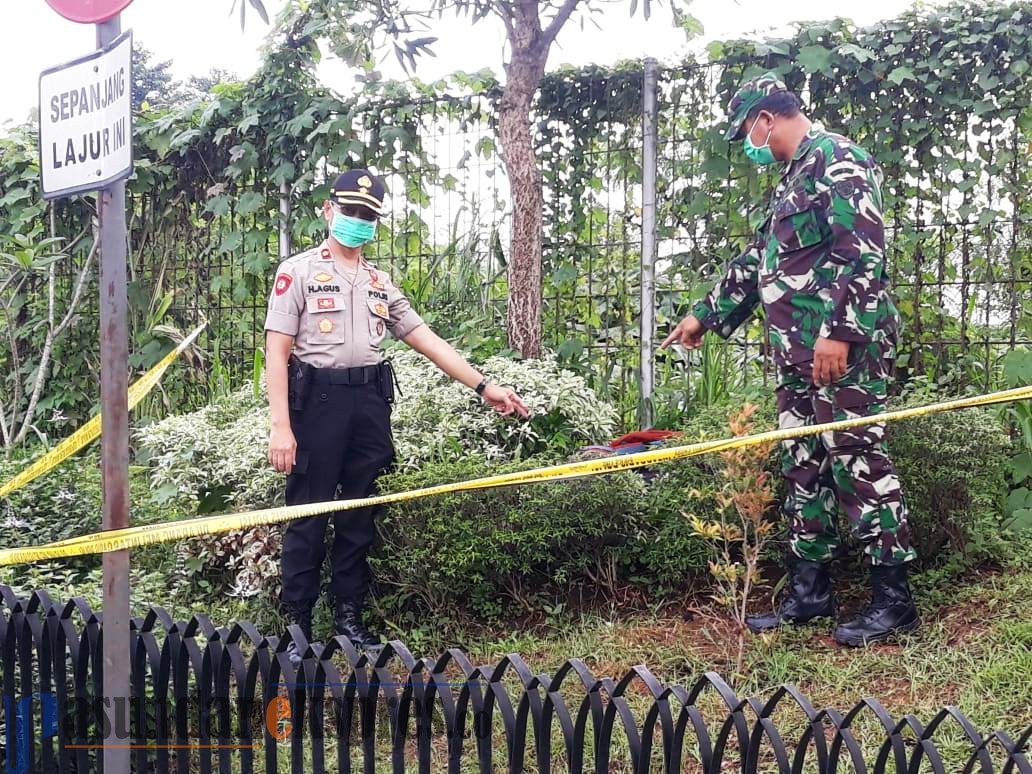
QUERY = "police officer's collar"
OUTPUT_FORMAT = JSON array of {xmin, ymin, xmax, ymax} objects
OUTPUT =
[{"xmin": 312, "ymin": 240, "xmax": 375, "ymax": 270}]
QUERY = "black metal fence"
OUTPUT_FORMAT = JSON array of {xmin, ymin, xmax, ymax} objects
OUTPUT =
[{"xmin": 1, "ymin": 587, "xmax": 1028, "ymax": 773}]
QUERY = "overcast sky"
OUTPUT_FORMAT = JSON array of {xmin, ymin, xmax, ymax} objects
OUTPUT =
[{"xmin": 3, "ymin": 0, "xmax": 945, "ymax": 127}]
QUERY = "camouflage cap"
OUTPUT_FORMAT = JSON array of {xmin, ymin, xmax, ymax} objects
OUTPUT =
[{"xmin": 723, "ymin": 71, "xmax": 789, "ymax": 141}]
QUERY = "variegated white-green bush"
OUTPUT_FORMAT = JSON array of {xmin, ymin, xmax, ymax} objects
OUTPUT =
[
  {"xmin": 388, "ymin": 349, "xmax": 618, "ymax": 467},
  {"xmin": 136, "ymin": 350, "xmax": 619, "ymax": 597},
  {"xmin": 138, "ymin": 349, "xmax": 618, "ymax": 511},
  {"xmin": 136, "ymin": 391, "xmax": 279, "ymax": 510}
]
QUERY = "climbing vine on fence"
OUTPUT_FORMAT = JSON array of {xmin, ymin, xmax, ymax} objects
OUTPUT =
[{"xmin": 0, "ymin": 0, "xmax": 1028, "ymax": 434}]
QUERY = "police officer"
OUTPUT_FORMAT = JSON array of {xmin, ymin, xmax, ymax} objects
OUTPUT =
[
  {"xmin": 662, "ymin": 73, "xmax": 919, "ymax": 646},
  {"xmin": 265, "ymin": 169, "xmax": 529, "ymax": 661}
]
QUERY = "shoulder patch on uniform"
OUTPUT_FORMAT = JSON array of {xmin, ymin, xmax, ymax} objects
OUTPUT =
[
  {"xmin": 834, "ymin": 179, "xmax": 856, "ymax": 198},
  {"xmin": 274, "ymin": 274, "xmax": 292, "ymax": 296}
]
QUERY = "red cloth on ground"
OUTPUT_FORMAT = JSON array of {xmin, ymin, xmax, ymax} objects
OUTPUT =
[{"xmin": 608, "ymin": 429, "xmax": 681, "ymax": 448}]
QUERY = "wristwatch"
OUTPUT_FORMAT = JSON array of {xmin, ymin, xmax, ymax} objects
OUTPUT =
[{"xmin": 475, "ymin": 377, "xmax": 489, "ymax": 396}]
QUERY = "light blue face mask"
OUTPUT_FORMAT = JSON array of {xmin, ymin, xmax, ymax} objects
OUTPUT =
[{"xmin": 330, "ymin": 212, "xmax": 377, "ymax": 248}]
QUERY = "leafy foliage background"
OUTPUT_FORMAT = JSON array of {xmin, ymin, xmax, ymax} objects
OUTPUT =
[{"xmin": 0, "ymin": 1, "xmax": 1028, "ymax": 434}]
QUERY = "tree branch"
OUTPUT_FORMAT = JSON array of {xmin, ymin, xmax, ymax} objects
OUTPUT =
[
  {"xmin": 13, "ymin": 232, "xmax": 97, "ymax": 445},
  {"xmin": 0, "ymin": 313, "xmax": 9, "ymax": 445},
  {"xmin": 8, "ymin": 277, "xmax": 26, "ymax": 416},
  {"xmin": 63, "ymin": 225, "xmax": 91, "ymax": 253},
  {"xmin": 0, "ymin": 274, "xmax": 18, "ymax": 299},
  {"xmin": 1, "ymin": 303, "xmax": 20, "ymax": 445},
  {"xmin": 54, "ymin": 237, "xmax": 97, "ymax": 339},
  {"xmin": 517, "ymin": 0, "xmax": 540, "ymax": 27},
  {"xmin": 540, "ymin": 0, "xmax": 580, "ymax": 49},
  {"xmin": 493, "ymin": 0, "xmax": 516, "ymax": 40}
]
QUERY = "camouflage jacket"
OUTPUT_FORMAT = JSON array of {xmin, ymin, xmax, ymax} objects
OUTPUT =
[{"xmin": 692, "ymin": 126, "xmax": 900, "ymax": 368}]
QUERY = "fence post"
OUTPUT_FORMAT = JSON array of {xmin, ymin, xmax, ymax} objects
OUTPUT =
[
  {"xmin": 639, "ymin": 58, "xmax": 659, "ymax": 429},
  {"xmin": 278, "ymin": 180, "xmax": 292, "ymax": 258}
]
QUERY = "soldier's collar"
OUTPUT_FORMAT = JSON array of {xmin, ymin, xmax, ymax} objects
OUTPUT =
[{"xmin": 790, "ymin": 122, "xmax": 825, "ymax": 162}]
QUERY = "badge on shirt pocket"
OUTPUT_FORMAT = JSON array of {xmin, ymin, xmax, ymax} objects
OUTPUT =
[
  {"xmin": 316, "ymin": 297, "xmax": 338, "ymax": 311},
  {"xmin": 367, "ymin": 298, "xmax": 390, "ymax": 347},
  {"xmin": 305, "ymin": 296, "xmax": 348, "ymax": 343}
]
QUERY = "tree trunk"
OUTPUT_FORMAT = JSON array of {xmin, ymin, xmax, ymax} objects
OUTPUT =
[{"xmin": 499, "ymin": 44, "xmax": 548, "ymax": 358}]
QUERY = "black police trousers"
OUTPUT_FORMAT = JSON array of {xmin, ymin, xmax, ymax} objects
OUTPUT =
[{"xmin": 280, "ymin": 379, "xmax": 394, "ymax": 604}]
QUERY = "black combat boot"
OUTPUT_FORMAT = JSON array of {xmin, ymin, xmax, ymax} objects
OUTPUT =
[
  {"xmin": 833, "ymin": 563, "xmax": 919, "ymax": 647},
  {"xmin": 746, "ymin": 559, "xmax": 836, "ymax": 632},
  {"xmin": 282, "ymin": 598, "xmax": 315, "ymax": 668},
  {"xmin": 333, "ymin": 598, "xmax": 383, "ymax": 651}
]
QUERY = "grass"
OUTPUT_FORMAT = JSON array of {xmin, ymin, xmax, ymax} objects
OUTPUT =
[
  {"xmin": 242, "ymin": 562, "xmax": 1028, "ymax": 772},
  {"xmin": 127, "ymin": 568, "xmax": 1032, "ymax": 770},
  {"xmin": 427, "ymin": 564, "xmax": 1032, "ymax": 769},
  {"xmin": 369, "ymin": 559, "xmax": 1029, "ymax": 707}
]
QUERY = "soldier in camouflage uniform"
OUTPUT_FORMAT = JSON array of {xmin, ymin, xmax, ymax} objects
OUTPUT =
[{"xmin": 661, "ymin": 72, "xmax": 919, "ymax": 646}]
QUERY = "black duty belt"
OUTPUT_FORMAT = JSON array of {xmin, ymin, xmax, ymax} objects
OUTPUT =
[{"xmin": 311, "ymin": 364, "xmax": 382, "ymax": 385}]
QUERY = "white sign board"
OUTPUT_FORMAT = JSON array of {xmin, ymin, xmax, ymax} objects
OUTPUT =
[{"xmin": 39, "ymin": 30, "xmax": 133, "ymax": 199}]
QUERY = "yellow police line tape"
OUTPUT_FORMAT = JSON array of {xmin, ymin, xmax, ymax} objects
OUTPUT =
[
  {"xmin": 0, "ymin": 324, "xmax": 206, "ymax": 499},
  {"xmin": 0, "ymin": 382, "xmax": 1029, "ymax": 566}
]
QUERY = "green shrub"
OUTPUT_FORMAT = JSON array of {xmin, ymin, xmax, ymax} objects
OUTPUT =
[
  {"xmin": 372, "ymin": 456, "xmax": 648, "ymax": 620},
  {"xmin": 0, "ymin": 449, "xmax": 183, "ymax": 548},
  {"xmin": 0, "ymin": 447, "xmax": 188, "ymax": 592},
  {"xmin": 888, "ymin": 403, "xmax": 1012, "ymax": 568},
  {"xmin": 165, "ymin": 452, "xmax": 719, "ymax": 616},
  {"xmin": 625, "ymin": 400, "xmax": 779, "ymax": 587},
  {"xmin": 135, "ymin": 386, "xmax": 278, "ymax": 511},
  {"xmin": 656, "ymin": 394, "xmax": 1013, "ymax": 573},
  {"xmin": 141, "ymin": 351, "xmax": 622, "ymax": 602},
  {"xmin": 630, "ymin": 461, "xmax": 720, "ymax": 588},
  {"xmin": 0, "ymin": 451, "xmax": 105, "ymax": 553},
  {"xmin": 117, "ymin": 361, "xmax": 1014, "ymax": 616},
  {"xmin": 143, "ymin": 385, "xmax": 1012, "ymax": 613},
  {"xmin": 387, "ymin": 349, "xmax": 619, "ymax": 466}
]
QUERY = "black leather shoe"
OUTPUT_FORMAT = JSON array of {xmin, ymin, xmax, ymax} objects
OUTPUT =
[
  {"xmin": 282, "ymin": 598, "xmax": 315, "ymax": 668},
  {"xmin": 333, "ymin": 599, "xmax": 383, "ymax": 650},
  {"xmin": 833, "ymin": 564, "xmax": 919, "ymax": 647},
  {"xmin": 746, "ymin": 559, "xmax": 836, "ymax": 633}
]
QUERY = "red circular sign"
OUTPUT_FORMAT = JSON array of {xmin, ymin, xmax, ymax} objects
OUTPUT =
[{"xmin": 43, "ymin": 0, "xmax": 135, "ymax": 23}]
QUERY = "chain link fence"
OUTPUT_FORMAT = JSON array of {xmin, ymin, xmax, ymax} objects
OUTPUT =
[{"xmin": 37, "ymin": 58, "xmax": 1032, "ymax": 425}]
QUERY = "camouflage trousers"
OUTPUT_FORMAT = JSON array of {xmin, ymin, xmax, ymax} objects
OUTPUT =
[{"xmin": 775, "ymin": 340, "xmax": 916, "ymax": 566}]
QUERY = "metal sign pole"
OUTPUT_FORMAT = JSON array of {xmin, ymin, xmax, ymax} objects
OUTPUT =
[
  {"xmin": 639, "ymin": 57, "xmax": 658, "ymax": 429},
  {"xmin": 95, "ymin": 13, "xmax": 131, "ymax": 771}
]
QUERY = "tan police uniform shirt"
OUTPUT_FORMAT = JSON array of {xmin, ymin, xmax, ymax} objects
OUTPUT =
[{"xmin": 263, "ymin": 241, "xmax": 425, "ymax": 368}]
